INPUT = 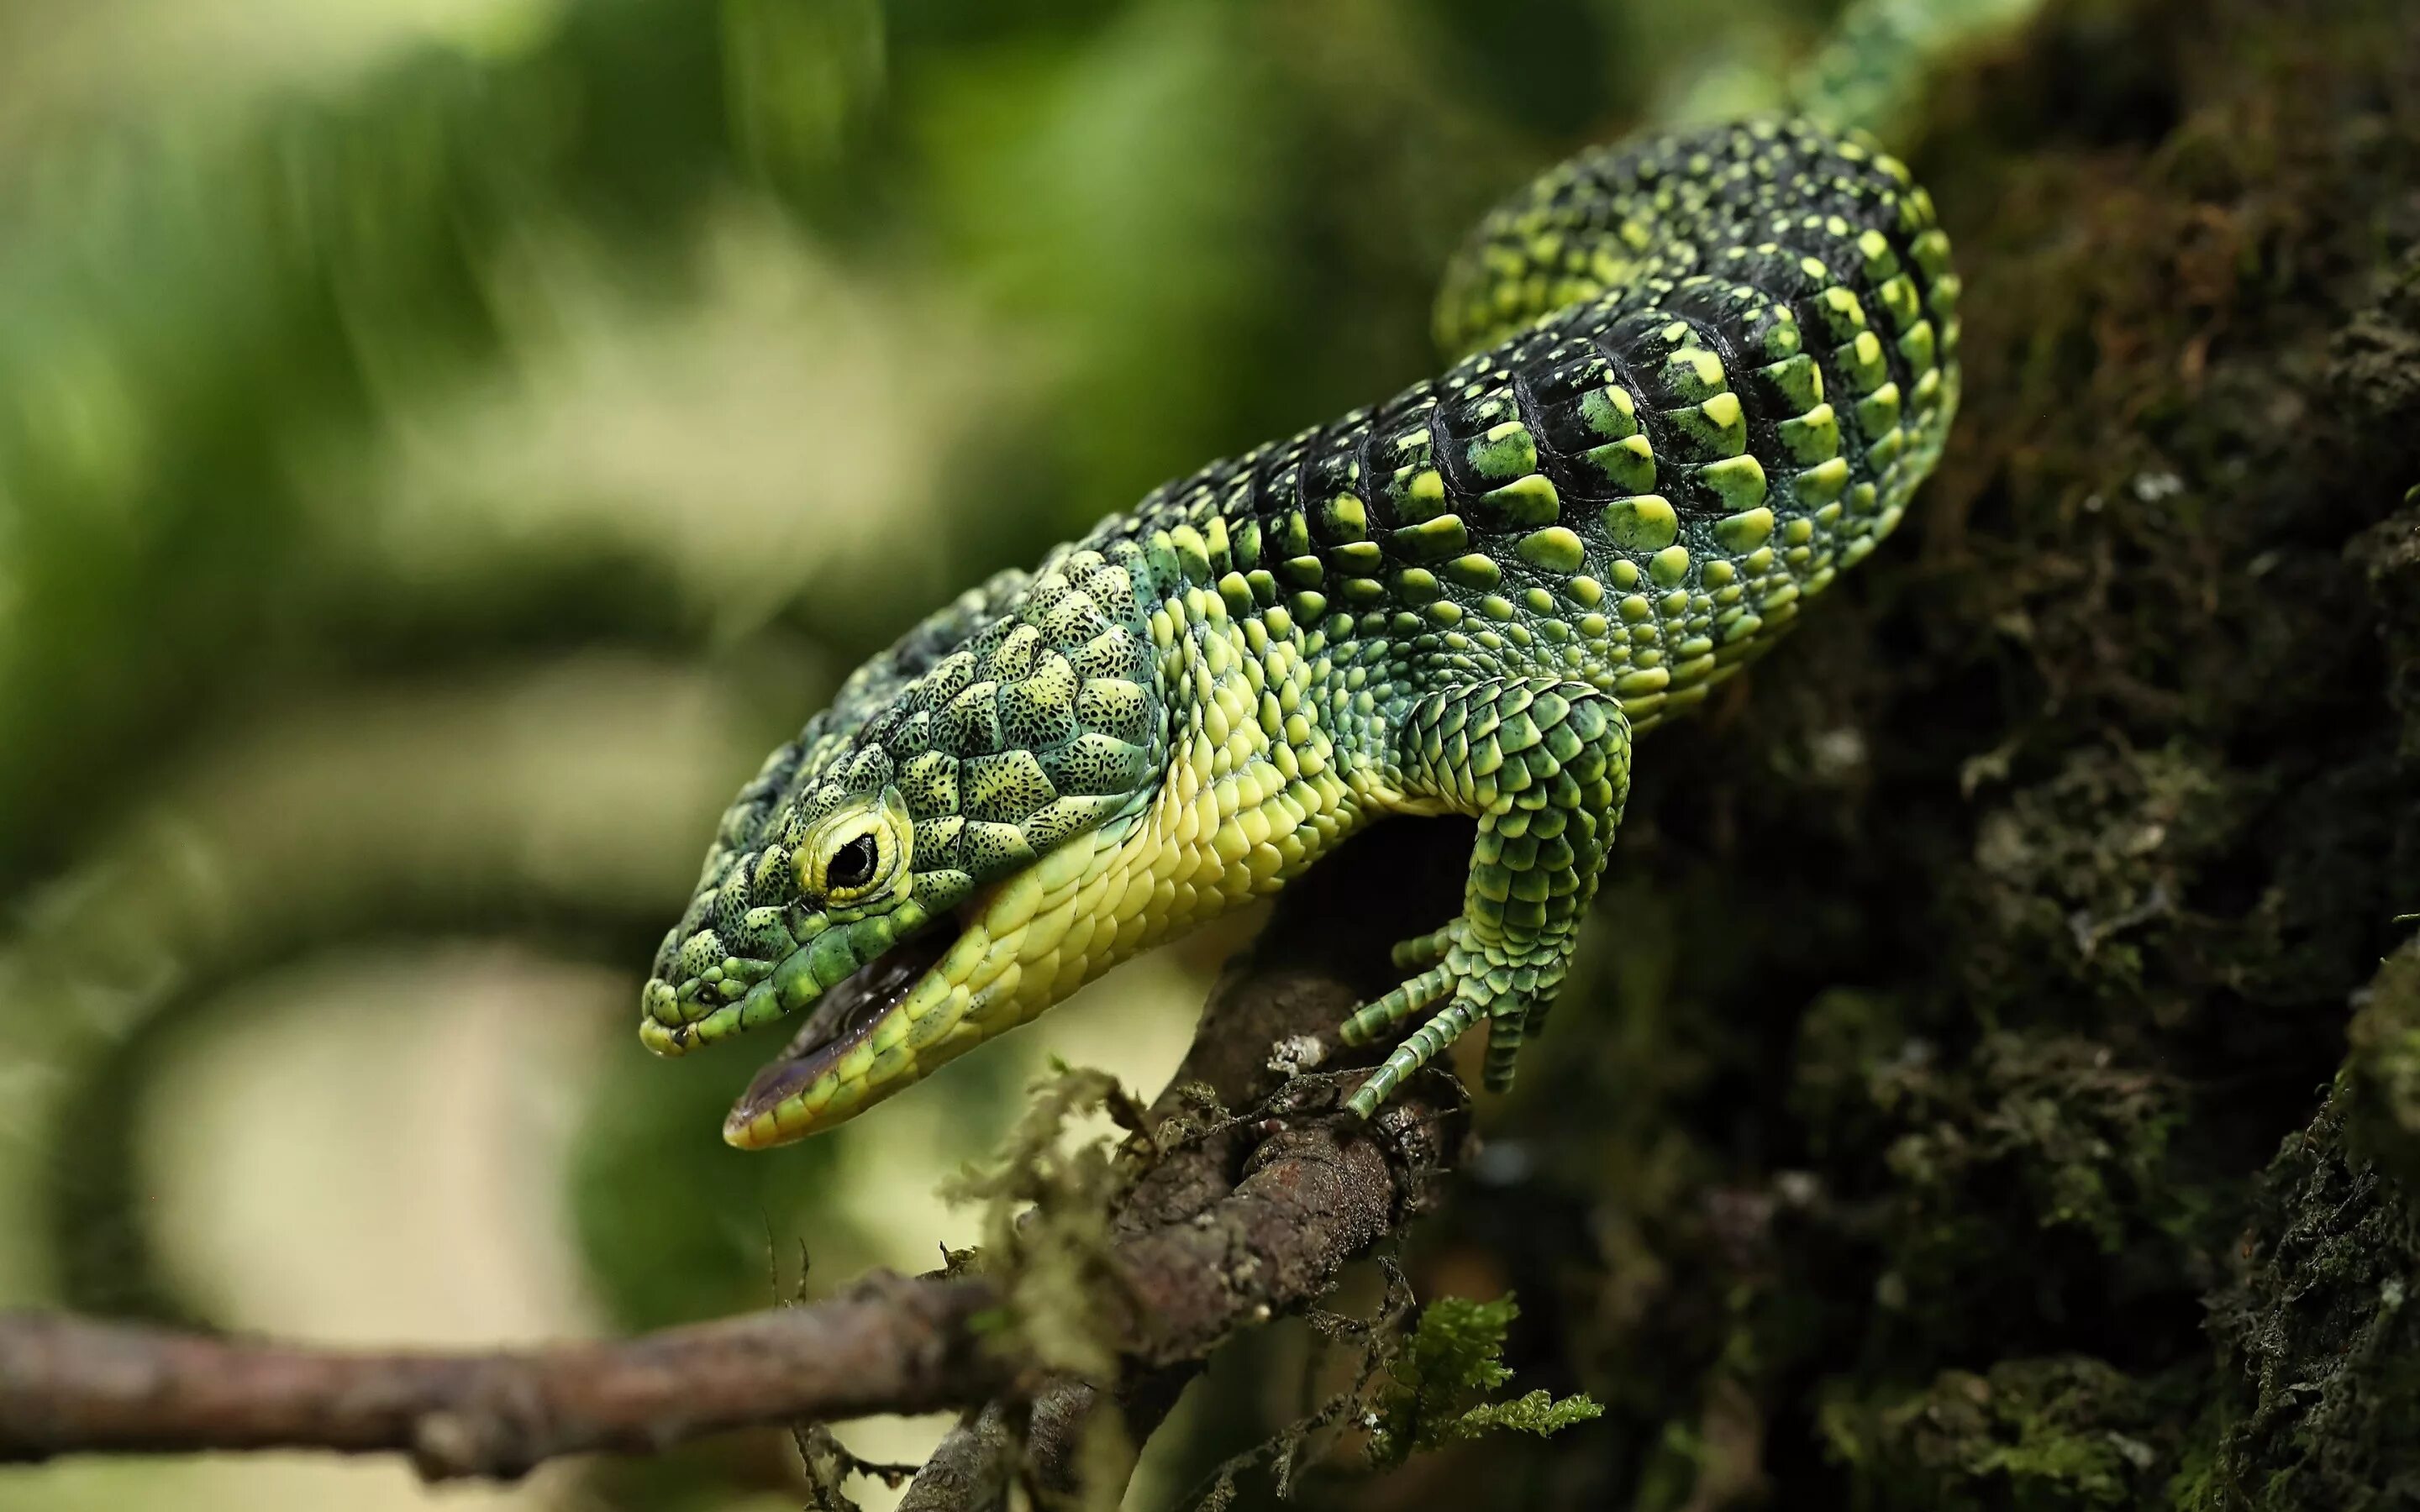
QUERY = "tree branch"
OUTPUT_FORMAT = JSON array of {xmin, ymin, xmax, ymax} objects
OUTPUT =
[
  {"xmin": 0, "ymin": 821, "xmax": 1476, "ymax": 1487},
  {"xmin": 0, "ymin": 1275, "xmax": 1005, "ymax": 1481}
]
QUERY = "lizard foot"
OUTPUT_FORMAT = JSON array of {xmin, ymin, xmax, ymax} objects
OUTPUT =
[{"xmin": 1336, "ymin": 919, "xmax": 1549, "ymax": 1116}]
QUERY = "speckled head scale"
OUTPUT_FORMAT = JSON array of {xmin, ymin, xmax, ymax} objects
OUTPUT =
[{"xmin": 642, "ymin": 549, "xmax": 1175, "ymax": 1137}]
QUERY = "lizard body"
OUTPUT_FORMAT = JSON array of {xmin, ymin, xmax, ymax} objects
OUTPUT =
[{"xmin": 642, "ymin": 118, "xmax": 1959, "ymax": 1148}]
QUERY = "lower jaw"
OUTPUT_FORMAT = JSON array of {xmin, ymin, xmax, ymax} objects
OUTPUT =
[
  {"xmin": 719, "ymin": 769, "xmax": 1369, "ymax": 1147},
  {"xmin": 722, "ymin": 810, "xmax": 1179, "ymax": 1148},
  {"xmin": 719, "ymin": 900, "xmax": 1029, "ymax": 1148}
]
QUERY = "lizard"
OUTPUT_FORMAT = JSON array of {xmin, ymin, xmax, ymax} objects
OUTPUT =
[{"xmin": 639, "ymin": 117, "xmax": 1960, "ymax": 1150}]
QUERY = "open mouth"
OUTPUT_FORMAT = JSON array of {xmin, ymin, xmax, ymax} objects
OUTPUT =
[
  {"xmin": 653, "ymin": 804, "xmax": 1158, "ymax": 1147},
  {"xmin": 723, "ymin": 920, "xmax": 959, "ymax": 1132}
]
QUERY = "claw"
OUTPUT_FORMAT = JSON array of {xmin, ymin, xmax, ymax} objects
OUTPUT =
[{"xmin": 1339, "ymin": 918, "xmax": 1561, "ymax": 1112}]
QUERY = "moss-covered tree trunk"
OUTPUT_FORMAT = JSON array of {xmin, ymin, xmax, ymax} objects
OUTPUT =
[{"xmin": 1362, "ymin": 0, "xmax": 2420, "ymax": 1505}]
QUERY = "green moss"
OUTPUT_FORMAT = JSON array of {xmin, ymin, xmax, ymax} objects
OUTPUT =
[
  {"xmin": 1819, "ymin": 1357, "xmax": 2196, "ymax": 1511},
  {"xmin": 2202, "ymin": 1081, "xmax": 2420, "ymax": 1507},
  {"xmin": 1367, "ymin": 1294, "xmax": 1603, "ymax": 1468},
  {"xmin": 1791, "ymin": 1015, "xmax": 2194, "ymax": 1338},
  {"xmin": 1957, "ymin": 744, "xmax": 2249, "ymax": 1016},
  {"xmin": 2346, "ymin": 942, "xmax": 2420, "ymax": 1183}
]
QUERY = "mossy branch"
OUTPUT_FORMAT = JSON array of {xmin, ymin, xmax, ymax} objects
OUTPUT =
[{"xmin": 0, "ymin": 822, "xmax": 1476, "ymax": 1493}]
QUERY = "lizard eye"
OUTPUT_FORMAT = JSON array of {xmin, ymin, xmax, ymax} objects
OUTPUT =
[
  {"xmin": 799, "ymin": 792, "xmax": 913, "ymax": 906},
  {"xmin": 827, "ymin": 834, "xmax": 879, "ymax": 892}
]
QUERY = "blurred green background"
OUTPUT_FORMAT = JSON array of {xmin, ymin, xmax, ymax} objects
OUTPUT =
[{"xmin": 0, "ymin": 1, "xmax": 1893, "ymax": 1506}]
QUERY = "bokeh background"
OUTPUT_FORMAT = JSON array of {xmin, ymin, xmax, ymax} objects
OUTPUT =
[
  {"xmin": 0, "ymin": 1, "xmax": 1895, "ymax": 1508},
  {"xmin": 16, "ymin": 0, "xmax": 2420, "ymax": 1508}
]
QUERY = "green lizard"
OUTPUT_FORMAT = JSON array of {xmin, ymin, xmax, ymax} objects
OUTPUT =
[{"xmin": 641, "ymin": 118, "xmax": 1959, "ymax": 1149}]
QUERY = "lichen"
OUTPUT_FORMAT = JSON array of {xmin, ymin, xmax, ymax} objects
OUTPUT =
[{"xmin": 939, "ymin": 1061, "xmax": 1145, "ymax": 1383}]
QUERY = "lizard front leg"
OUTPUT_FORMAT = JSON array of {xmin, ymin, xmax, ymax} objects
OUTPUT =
[{"xmin": 1339, "ymin": 678, "xmax": 1631, "ymax": 1116}]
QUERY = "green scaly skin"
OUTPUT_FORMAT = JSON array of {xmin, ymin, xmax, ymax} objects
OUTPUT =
[{"xmin": 641, "ymin": 118, "xmax": 1960, "ymax": 1148}]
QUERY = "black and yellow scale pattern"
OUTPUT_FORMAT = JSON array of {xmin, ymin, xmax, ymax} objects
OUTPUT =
[{"xmin": 643, "ymin": 118, "xmax": 1960, "ymax": 1147}]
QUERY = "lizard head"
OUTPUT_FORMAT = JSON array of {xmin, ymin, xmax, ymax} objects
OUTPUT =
[{"xmin": 641, "ymin": 550, "xmax": 1167, "ymax": 1147}]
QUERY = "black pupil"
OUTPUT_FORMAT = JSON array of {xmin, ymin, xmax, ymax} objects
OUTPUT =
[{"xmin": 829, "ymin": 835, "xmax": 879, "ymax": 890}]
